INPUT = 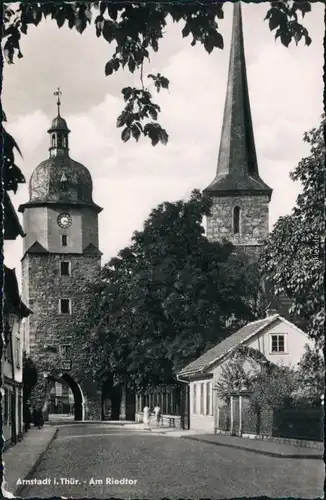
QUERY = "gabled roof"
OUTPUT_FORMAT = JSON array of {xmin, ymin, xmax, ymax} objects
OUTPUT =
[
  {"xmin": 178, "ymin": 314, "xmax": 280, "ymax": 378},
  {"xmin": 25, "ymin": 241, "xmax": 49, "ymax": 254},
  {"xmin": 3, "ymin": 191, "xmax": 25, "ymax": 239},
  {"xmin": 3, "ymin": 266, "xmax": 32, "ymax": 317},
  {"xmin": 83, "ymin": 243, "xmax": 103, "ymax": 256}
]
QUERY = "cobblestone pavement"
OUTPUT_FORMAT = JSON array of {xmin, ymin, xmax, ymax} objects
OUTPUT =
[{"xmin": 19, "ymin": 423, "xmax": 323, "ymax": 499}]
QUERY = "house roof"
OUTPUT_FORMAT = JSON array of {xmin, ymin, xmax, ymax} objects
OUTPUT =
[
  {"xmin": 3, "ymin": 266, "xmax": 33, "ymax": 317},
  {"xmin": 178, "ymin": 314, "xmax": 280, "ymax": 379},
  {"xmin": 3, "ymin": 191, "xmax": 25, "ymax": 239}
]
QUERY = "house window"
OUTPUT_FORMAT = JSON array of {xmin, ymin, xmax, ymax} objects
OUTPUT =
[
  {"xmin": 4, "ymin": 388, "xmax": 9, "ymax": 425},
  {"xmin": 61, "ymin": 235, "xmax": 68, "ymax": 246},
  {"xmin": 271, "ymin": 334, "xmax": 285, "ymax": 353},
  {"xmin": 206, "ymin": 382, "xmax": 212, "ymax": 416},
  {"xmin": 233, "ymin": 206, "xmax": 240, "ymax": 234},
  {"xmin": 15, "ymin": 338, "xmax": 21, "ymax": 368},
  {"xmin": 60, "ymin": 261, "xmax": 70, "ymax": 276},
  {"xmin": 200, "ymin": 383, "xmax": 204, "ymax": 414},
  {"xmin": 59, "ymin": 299, "xmax": 71, "ymax": 315},
  {"xmin": 192, "ymin": 384, "xmax": 197, "ymax": 414}
]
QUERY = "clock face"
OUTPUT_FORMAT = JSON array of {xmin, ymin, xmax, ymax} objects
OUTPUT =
[{"xmin": 57, "ymin": 213, "xmax": 72, "ymax": 228}]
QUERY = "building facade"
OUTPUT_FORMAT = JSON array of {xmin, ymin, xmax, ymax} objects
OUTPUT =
[
  {"xmin": 2, "ymin": 192, "xmax": 32, "ymax": 446},
  {"xmin": 179, "ymin": 313, "xmax": 315, "ymax": 432},
  {"xmin": 18, "ymin": 95, "xmax": 104, "ymax": 420}
]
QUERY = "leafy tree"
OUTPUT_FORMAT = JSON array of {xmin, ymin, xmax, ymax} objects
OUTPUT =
[
  {"xmin": 2, "ymin": 1, "xmax": 314, "ymax": 193},
  {"xmin": 260, "ymin": 116, "xmax": 325, "ymax": 347},
  {"xmin": 74, "ymin": 190, "xmax": 262, "ymax": 391},
  {"xmin": 215, "ymin": 345, "xmax": 297, "ymax": 412},
  {"xmin": 249, "ymin": 364, "xmax": 297, "ymax": 412},
  {"xmin": 294, "ymin": 344, "xmax": 325, "ymax": 404}
]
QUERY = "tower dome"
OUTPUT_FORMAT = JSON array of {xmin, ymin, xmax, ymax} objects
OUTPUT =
[
  {"xmin": 19, "ymin": 88, "xmax": 102, "ymax": 214},
  {"xmin": 28, "ymin": 156, "xmax": 96, "ymax": 206}
]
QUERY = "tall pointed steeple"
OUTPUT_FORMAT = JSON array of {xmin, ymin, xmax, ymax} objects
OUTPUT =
[{"xmin": 204, "ymin": 2, "xmax": 272, "ymax": 197}]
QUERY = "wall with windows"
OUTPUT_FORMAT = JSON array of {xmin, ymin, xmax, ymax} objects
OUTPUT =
[
  {"xmin": 248, "ymin": 318, "xmax": 314, "ymax": 367},
  {"xmin": 189, "ymin": 379, "xmax": 214, "ymax": 431},
  {"xmin": 3, "ymin": 316, "xmax": 25, "ymax": 445}
]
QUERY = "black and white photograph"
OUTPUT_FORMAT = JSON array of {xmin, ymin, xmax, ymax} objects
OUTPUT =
[{"xmin": 1, "ymin": 1, "xmax": 324, "ymax": 498}]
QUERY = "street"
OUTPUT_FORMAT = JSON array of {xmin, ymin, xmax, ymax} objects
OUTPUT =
[{"xmin": 18, "ymin": 423, "xmax": 323, "ymax": 499}]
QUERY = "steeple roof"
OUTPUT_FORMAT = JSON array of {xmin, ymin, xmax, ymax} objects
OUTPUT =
[
  {"xmin": 204, "ymin": 2, "xmax": 272, "ymax": 199},
  {"xmin": 19, "ymin": 88, "xmax": 103, "ymax": 214}
]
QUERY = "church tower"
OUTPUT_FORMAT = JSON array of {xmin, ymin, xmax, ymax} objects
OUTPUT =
[
  {"xmin": 204, "ymin": 3, "xmax": 272, "ymax": 257},
  {"xmin": 19, "ymin": 89, "xmax": 103, "ymax": 419}
]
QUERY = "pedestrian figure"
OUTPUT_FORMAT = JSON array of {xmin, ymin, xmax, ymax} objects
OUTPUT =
[
  {"xmin": 37, "ymin": 408, "xmax": 44, "ymax": 429},
  {"xmin": 143, "ymin": 405, "xmax": 150, "ymax": 428},
  {"xmin": 32, "ymin": 406, "xmax": 38, "ymax": 427},
  {"xmin": 154, "ymin": 403, "xmax": 161, "ymax": 427},
  {"xmin": 23, "ymin": 403, "xmax": 32, "ymax": 432}
]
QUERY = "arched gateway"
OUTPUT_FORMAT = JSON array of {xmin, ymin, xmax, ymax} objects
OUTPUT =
[{"xmin": 19, "ymin": 90, "xmax": 103, "ymax": 420}]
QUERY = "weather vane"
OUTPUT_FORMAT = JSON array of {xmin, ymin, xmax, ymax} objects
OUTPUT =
[{"xmin": 54, "ymin": 87, "xmax": 62, "ymax": 116}]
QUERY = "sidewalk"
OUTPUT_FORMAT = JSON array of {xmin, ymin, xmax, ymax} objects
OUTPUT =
[
  {"xmin": 181, "ymin": 433, "xmax": 323, "ymax": 459},
  {"xmin": 2, "ymin": 426, "xmax": 58, "ymax": 497},
  {"xmin": 46, "ymin": 419, "xmax": 137, "ymax": 426}
]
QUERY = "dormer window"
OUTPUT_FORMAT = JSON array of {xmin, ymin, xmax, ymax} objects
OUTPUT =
[
  {"xmin": 233, "ymin": 206, "xmax": 240, "ymax": 234},
  {"xmin": 60, "ymin": 173, "xmax": 68, "ymax": 191}
]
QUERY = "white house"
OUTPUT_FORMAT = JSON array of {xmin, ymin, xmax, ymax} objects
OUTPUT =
[{"xmin": 177, "ymin": 312, "xmax": 315, "ymax": 433}]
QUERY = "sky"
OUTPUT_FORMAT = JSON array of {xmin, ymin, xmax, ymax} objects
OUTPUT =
[{"xmin": 3, "ymin": 2, "xmax": 324, "ymax": 290}]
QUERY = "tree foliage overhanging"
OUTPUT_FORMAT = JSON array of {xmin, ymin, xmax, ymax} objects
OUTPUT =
[
  {"xmin": 260, "ymin": 115, "xmax": 325, "ymax": 347},
  {"xmin": 73, "ymin": 190, "xmax": 265, "ymax": 391},
  {"xmin": 2, "ymin": 1, "xmax": 313, "ymax": 193}
]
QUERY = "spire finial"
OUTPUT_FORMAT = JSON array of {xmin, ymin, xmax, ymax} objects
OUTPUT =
[{"xmin": 54, "ymin": 87, "xmax": 62, "ymax": 116}]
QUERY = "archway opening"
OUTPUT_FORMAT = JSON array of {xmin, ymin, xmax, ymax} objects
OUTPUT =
[
  {"xmin": 48, "ymin": 373, "xmax": 84, "ymax": 421},
  {"xmin": 101, "ymin": 378, "xmax": 122, "ymax": 421}
]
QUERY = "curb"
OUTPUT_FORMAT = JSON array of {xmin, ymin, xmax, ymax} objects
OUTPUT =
[
  {"xmin": 181, "ymin": 436, "xmax": 323, "ymax": 460},
  {"xmin": 14, "ymin": 428, "xmax": 59, "ymax": 497}
]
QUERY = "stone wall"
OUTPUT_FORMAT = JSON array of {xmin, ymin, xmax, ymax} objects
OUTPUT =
[
  {"xmin": 206, "ymin": 195, "xmax": 270, "ymax": 250},
  {"xmin": 22, "ymin": 251, "xmax": 101, "ymax": 419}
]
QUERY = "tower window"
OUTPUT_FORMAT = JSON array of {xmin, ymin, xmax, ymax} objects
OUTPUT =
[
  {"xmin": 52, "ymin": 134, "xmax": 56, "ymax": 147},
  {"xmin": 57, "ymin": 135, "xmax": 63, "ymax": 148},
  {"xmin": 60, "ymin": 261, "xmax": 70, "ymax": 276},
  {"xmin": 60, "ymin": 173, "xmax": 68, "ymax": 191},
  {"xmin": 62, "ymin": 235, "xmax": 68, "ymax": 246},
  {"xmin": 59, "ymin": 299, "xmax": 71, "ymax": 315},
  {"xmin": 233, "ymin": 206, "xmax": 241, "ymax": 234}
]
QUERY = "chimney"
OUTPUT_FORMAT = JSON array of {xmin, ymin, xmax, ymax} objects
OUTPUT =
[{"xmin": 265, "ymin": 308, "xmax": 278, "ymax": 317}]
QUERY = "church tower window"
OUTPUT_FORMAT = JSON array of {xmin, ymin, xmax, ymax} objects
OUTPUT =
[
  {"xmin": 60, "ymin": 261, "xmax": 70, "ymax": 276},
  {"xmin": 233, "ymin": 206, "xmax": 240, "ymax": 234},
  {"xmin": 61, "ymin": 235, "xmax": 68, "ymax": 246},
  {"xmin": 60, "ymin": 173, "xmax": 68, "ymax": 191},
  {"xmin": 59, "ymin": 298, "xmax": 71, "ymax": 314},
  {"xmin": 52, "ymin": 134, "xmax": 55, "ymax": 147}
]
